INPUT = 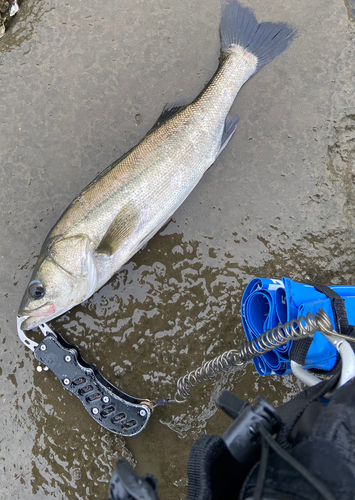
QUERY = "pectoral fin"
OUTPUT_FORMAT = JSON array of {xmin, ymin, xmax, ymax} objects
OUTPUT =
[{"xmin": 96, "ymin": 204, "xmax": 138, "ymax": 256}]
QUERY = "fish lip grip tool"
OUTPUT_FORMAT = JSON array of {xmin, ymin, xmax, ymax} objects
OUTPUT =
[{"xmin": 17, "ymin": 317, "xmax": 152, "ymax": 436}]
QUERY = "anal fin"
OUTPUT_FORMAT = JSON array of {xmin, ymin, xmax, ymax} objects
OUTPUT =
[{"xmin": 220, "ymin": 114, "xmax": 240, "ymax": 153}]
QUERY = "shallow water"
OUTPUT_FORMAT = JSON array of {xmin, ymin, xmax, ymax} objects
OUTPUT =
[{"xmin": 1, "ymin": 0, "xmax": 355, "ymax": 498}]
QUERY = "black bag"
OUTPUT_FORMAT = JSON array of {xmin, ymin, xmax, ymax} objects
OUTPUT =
[{"xmin": 187, "ymin": 374, "xmax": 355, "ymax": 500}]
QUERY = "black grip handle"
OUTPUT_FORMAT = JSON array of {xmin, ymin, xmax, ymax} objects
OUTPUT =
[{"xmin": 34, "ymin": 333, "xmax": 151, "ymax": 436}]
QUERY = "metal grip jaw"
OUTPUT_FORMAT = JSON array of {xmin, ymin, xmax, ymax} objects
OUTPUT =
[{"xmin": 33, "ymin": 329, "xmax": 151, "ymax": 437}]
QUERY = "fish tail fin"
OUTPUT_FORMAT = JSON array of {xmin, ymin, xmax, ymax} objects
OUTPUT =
[{"xmin": 220, "ymin": 1, "xmax": 295, "ymax": 75}]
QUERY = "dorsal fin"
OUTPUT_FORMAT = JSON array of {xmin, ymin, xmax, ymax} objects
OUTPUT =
[{"xmin": 147, "ymin": 101, "xmax": 188, "ymax": 135}]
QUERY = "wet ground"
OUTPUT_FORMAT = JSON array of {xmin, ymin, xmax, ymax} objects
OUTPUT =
[{"xmin": 1, "ymin": 0, "xmax": 354, "ymax": 498}]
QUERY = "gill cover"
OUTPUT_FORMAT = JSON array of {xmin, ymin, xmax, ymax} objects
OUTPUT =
[
  {"xmin": 48, "ymin": 234, "xmax": 97, "ymax": 296},
  {"xmin": 19, "ymin": 234, "xmax": 97, "ymax": 328}
]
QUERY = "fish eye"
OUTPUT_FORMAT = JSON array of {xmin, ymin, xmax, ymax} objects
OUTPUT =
[{"xmin": 29, "ymin": 281, "xmax": 45, "ymax": 299}]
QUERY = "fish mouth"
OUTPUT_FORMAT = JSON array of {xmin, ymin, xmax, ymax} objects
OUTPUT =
[
  {"xmin": 18, "ymin": 302, "xmax": 56, "ymax": 330},
  {"xmin": 19, "ymin": 301, "xmax": 56, "ymax": 318}
]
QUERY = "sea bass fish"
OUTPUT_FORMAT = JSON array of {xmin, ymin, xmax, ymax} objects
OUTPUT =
[{"xmin": 19, "ymin": 1, "xmax": 294, "ymax": 330}]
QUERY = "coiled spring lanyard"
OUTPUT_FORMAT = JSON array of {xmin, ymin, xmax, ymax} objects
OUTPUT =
[{"xmin": 17, "ymin": 308, "xmax": 355, "ymax": 436}]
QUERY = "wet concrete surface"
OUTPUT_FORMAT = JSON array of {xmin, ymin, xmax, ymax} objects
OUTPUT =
[{"xmin": 0, "ymin": 0, "xmax": 354, "ymax": 498}]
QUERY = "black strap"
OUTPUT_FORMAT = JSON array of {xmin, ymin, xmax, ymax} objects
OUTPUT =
[
  {"xmin": 313, "ymin": 284, "xmax": 355, "ymax": 338},
  {"xmin": 289, "ymin": 337, "xmax": 313, "ymax": 365},
  {"xmin": 289, "ymin": 283, "xmax": 355, "ymax": 366},
  {"xmin": 253, "ymin": 437, "xmax": 270, "ymax": 500}
]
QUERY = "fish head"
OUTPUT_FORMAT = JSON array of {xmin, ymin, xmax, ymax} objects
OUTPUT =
[{"xmin": 18, "ymin": 235, "xmax": 97, "ymax": 330}]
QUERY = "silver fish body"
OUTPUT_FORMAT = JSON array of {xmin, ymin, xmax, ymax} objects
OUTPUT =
[
  {"xmin": 48, "ymin": 50, "xmax": 254, "ymax": 291},
  {"xmin": 19, "ymin": 2, "xmax": 294, "ymax": 330}
]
